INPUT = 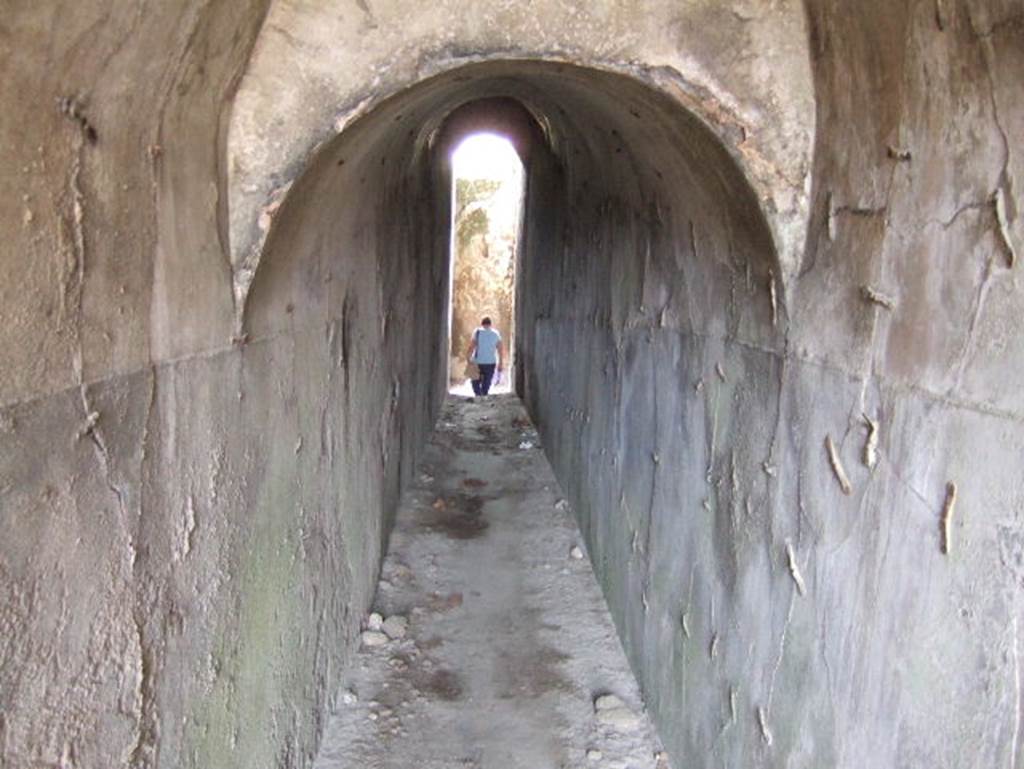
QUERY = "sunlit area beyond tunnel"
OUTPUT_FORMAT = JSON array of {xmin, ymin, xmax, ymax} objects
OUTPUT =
[
  {"xmin": 448, "ymin": 133, "xmax": 523, "ymax": 397},
  {"xmin": 2, "ymin": 5, "xmax": 1022, "ymax": 769}
]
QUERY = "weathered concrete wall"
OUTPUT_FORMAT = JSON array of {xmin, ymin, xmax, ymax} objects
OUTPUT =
[
  {"xmin": 226, "ymin": 0, "xmax": 814, "ymax": 295},
  {"xmin": 0, "ymin": 3, "xmax": 449, "ymax": 768},
  {"xmin": 3, "ymin": 1, "xmax": 1021, "ymax": 768},
  {"xmin": 518, "ymin": 2, "xmax": 1024, "ymax": 768}
]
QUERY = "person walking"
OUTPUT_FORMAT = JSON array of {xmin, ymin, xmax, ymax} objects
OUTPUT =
[{"xmin": 466, "ymin": 317, "xmax": 504, "ymax": 397}]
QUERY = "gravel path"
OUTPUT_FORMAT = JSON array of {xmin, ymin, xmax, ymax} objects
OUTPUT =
[{"xmin": 314, "ymin": 394, "xmax": 669, "ymax": 769}]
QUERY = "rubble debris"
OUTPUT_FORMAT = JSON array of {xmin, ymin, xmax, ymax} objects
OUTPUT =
[
  {"xmin": 382, "ymin": 615, "xmax": 408, "ymax": 640},
  {"xmin": 360, "ymin": 630, "xmax": 389, "ymax": 647},
  {"xmin": 594, "ymin": 694, "xmax": 642, "ymax": 729}
]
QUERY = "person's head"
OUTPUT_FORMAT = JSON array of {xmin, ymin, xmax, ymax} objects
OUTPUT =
[{"xmin": 481, "ymin": 317, "xmax": 492, "ymax": 328}]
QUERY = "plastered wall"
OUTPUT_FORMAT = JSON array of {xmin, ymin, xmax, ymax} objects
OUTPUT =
[
  {"xmin": 1, "ymin": 2, "xmax": 1022, "ymax": 768},
  {"xmin": 1, "ymin": 2, "xmax": 449, "ymax": 767},
  {"xmin": 518, "ymin": 2, "xmax": 1024, "ymax": 767}
]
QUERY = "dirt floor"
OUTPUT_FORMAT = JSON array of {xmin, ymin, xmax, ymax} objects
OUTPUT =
[{"xmin": 313, "ymin": 395, "xmax": 669, "ymax": 769}]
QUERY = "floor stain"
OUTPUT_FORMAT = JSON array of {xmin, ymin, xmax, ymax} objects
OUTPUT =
[{"xmin": 413, "ymin": 667, "xmax": 464, "ymax": 701}]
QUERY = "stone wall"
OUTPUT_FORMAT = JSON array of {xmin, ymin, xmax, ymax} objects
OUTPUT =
[
  {"xmin": 518, "ymin": 3, "xmax": 1024, "ymax": 767},
  {"xmin": 0, "ymin": 3, "xmax": 449, "ymax": 767},
  {"xmin": 2, "ymin": 2, "xmax": 1021, "ymax": 768}
]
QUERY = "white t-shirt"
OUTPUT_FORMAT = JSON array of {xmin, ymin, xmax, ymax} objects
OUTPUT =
[{"xmin": 473, "ymin": 327, "xmax": 501, "ymax": 365}]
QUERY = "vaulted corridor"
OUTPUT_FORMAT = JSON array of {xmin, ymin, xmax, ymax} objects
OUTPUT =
[
  {"xmin": 315, "ymin": 395, "xmax": 666, "ymax": 769},
  {"xmin": 2, "ymin": 3, "xmax": 1023, "ymax": 769}
]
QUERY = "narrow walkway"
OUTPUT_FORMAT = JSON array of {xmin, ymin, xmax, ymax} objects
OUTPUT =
[{"xmin": 314, "ymin": 395, "xmax": 668, "ymax": 769}]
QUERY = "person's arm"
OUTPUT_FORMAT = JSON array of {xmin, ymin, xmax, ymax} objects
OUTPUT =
[{"xmin": 466, "ymin": 332, "xmax": 477, "ymax": 361}]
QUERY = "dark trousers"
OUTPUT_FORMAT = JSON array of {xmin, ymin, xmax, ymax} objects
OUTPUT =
[{"xmin": 472, "ymin": 364, "xmax": 496, "ymax": 396}]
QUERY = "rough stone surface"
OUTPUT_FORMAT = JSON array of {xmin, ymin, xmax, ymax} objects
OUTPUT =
[
  {"xmin": 227, "ymin": 0, "xmax": 814, "ymax": 286},
  {"xmin": 360, "ymin": 631, "xmax": 390, "ymax": 648},
  {"xmin": 1, "ymin": 3, "xmax": 1021, "ymax": 769},
  {"xmin": 516, "ymin": 4, "xmax": 1024, "ymax": 769},
  {"xmin": 380, "ymin": 616, "xmax": 408, "ymax": 640},
  {"xmin": 2, "ymin": 3, "xmax": 446, "ymax": 767}
]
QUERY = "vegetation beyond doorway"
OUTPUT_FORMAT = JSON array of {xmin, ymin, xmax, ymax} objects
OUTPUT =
[{"xmin": 448, "ymin": 133, "xmax": 524, "ymax": 393}]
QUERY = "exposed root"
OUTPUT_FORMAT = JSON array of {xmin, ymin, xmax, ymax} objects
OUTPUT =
[
  {"xmin": 58, "ymin": 95, "xmax": 98, "ymax": 144},
  {"xmin": 826, "ymin": 191, "xmax": 836, "ymax": 241},
  {"xmin": 941, "ymin": 481, "xmax": 958, "ymax": 555},
  {"xmin": 994, "ymin": 186, "xmax": 1018, "ymax": 267},
  {"xmin": 768, "ymin": 269, "xmax": 778, "ymax": 327},
  {"xmin": 887, "ymin": 145, "xmax": 912, "ymax": 161},
  {"xmin": 825, "ymin": 435, "xmax": 852, "ymax": 495},
  {"xmin": 785, "ymin": 540, "xmax": 806, "ymax": 596},
  {"xmin": 76, "ymin": 410, "xmax": 101, "ymax": 441},
  {"xmin": 861, "ymin": 285, "xmax": 896, "ymax": 310},
  {"xmin": 756, "ymin": 706, "xmax": 773, "ymax": 746},
  {"xmin": 862, "ymin": 413, "xmax": 879, "ymax": 469}
]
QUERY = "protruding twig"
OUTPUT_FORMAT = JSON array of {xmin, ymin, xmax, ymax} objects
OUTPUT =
[
  {"xmin": 785, "ymin": 541, "xmax": 806, "ymax": 596},
  {"xmin": 994, "ymin": 187, "xmax": 1017, "ymax": 268},
  {"xmin": 756, "ymin": 706, "xmax": 773, "ymax": 746},
  {"xmin": 57, "ymin": 95, "xmax": 98, "ymax": 144},
  {"xmin": 768, "ymin": 269, "xmax": 778, "ymax": 327},
  {"xmin": 825, "ymin": 435, "xmax": 852, "ymax": 495},
  {"xmin": 862, "ymin": 413, "xmax": 879, "ymax": 469},
  {"xmin": 941, "ymin": 481, "xmax": 958, "ymax": 555},
  {"xmin": 861, "ymin": 285, "xmax": 896, "ymax": 310},
  {"xmin": 76, "ymin": 410, "xmax": 100, "ymax": 441}
]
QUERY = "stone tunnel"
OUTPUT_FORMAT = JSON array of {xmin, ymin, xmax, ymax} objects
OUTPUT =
[{"xmin": 2, "ymin": 1, "xmax": 1022, "ymax": 767}]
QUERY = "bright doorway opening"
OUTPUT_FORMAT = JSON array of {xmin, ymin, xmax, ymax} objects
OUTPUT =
[{"xmin": 447, "ymin": 133, "xmax": 524, "ymax": 396}]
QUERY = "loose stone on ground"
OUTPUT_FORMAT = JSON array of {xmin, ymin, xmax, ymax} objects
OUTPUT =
[{"xmin": 314, "ymin": 394, "xmax": 667, "ymax": 769}]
